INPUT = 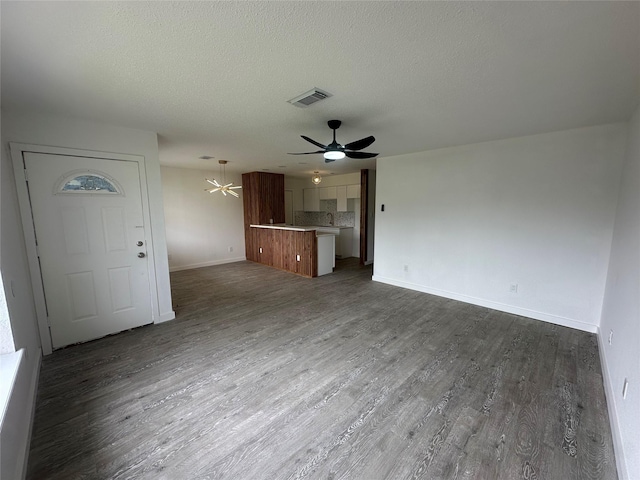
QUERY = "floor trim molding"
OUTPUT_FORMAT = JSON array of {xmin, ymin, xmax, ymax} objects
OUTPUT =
[
  {"xmin": 169, "ymin": 257, "xmax": 247, "ymax": 273},
  {"xmin": 596, "ymin": 326, "xmax": 627, "ymax": 480},
  {"xmin": 372, "ymin": 275, "xmax": 597, "ymax": 333}
]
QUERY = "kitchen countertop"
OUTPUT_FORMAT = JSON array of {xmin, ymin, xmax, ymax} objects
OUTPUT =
[
  {"xmin": 250, "ymin": 224, "xmax": 324, "ymax": 232},
  {"xmin": 314, "ymin": 226, "xmax": 353, "ymax": 229},
  {"xmin": 250, "ymin": 224, "xmax": 349, "ymax": 232}
]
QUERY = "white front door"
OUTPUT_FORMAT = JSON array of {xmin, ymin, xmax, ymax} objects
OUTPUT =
[{"xmin": 24, "ymin": 152, "xmax": 153, "ymax": 349}]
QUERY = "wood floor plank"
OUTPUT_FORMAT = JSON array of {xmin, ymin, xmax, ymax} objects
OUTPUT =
[{"xmin": 27, "ymin": 259, "xmax": 617, "ymax": 479}]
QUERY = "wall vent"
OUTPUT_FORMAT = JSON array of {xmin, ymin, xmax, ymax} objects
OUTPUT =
[{"xmin": 287, "ymin": 88, "xmax": 332, "ymax": 108}]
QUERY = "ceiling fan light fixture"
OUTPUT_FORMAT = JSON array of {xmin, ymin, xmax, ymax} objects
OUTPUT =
[
  {"xmin": 324, "ymin": 151, "xmax": 345, "ymax": 160},
  {"xmin": 289, "ymin": 120, "xmax": 377, "ymax": 161},
  {"xmin": 312, "ymin": 171, "xmax": 322, "ymax": 184}
]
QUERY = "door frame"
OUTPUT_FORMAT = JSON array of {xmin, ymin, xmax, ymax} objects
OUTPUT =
[{"xmin": 11, "ymin": 143, "xmax": 159, "ymax": 355}]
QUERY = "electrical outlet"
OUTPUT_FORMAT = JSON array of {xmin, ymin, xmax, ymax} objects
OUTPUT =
[
  {"xmin": 403, "ymin": 265, "xmax": 409, "ymax": 272},
  {"xmin": 228, "ymin": 246, "xmax": 233, "ymax": 253},
  {"xmin": 296, "ymin": 254, "xmax": 301, "ymax": 262},
  {"xmin": 608, "ymin": 330, "xmax": 613, "ymax": 345},
  {"xmin": 510, "ymin": 284, "xmax": 518, "ymax": 293},
  {"xmin": 259, "ymin": 247, "xmax": 263, "ymax": 254},
  {"xmin": 623, "ymin": 378, "xmax": 629, "ymax": 399}
]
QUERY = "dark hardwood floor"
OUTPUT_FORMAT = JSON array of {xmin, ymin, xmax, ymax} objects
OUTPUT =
[{"xmin": 27, "ymin": 259, "xmax": 617, "ymax": 479}]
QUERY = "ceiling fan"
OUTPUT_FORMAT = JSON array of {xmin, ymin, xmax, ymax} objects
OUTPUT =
[{"xmin": 288, "ymin": 120, "xmax": 378, "ymax": 163}]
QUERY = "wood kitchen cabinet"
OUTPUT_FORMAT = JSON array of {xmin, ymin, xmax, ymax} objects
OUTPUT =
[
  {"xmin": 252, "ymin": 226, "xmax": 317, "ymax": 277},
  {"xmin": 295, "ymin": 231, "xmax": 317, "ymax": 277},
  {"xmin": 242, "ymin": 172, "xmax": 285, "ymax": 261}
]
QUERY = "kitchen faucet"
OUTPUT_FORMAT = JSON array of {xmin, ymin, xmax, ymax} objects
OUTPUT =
[{"xmin": 327, "ymin": 212, "xmax": 334, "ymax": 226}]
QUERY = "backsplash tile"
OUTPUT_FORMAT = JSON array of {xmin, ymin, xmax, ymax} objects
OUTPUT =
[{"xmin": 295, "ymin": 199, "xmax": 355, "ymax": 227}]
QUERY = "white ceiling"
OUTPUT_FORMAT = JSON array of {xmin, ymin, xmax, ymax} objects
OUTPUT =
[{"xmin": 2, "ymin": 1, "xmax": 639, "ymax": 178}]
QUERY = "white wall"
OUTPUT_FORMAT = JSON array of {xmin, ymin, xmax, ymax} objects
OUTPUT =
[
  {"xmin": 600, "ymin": 106, "xmax": 640, "ymax": 480},
  {"xmin": 373, "ymin": 124, "xmax": 626, "ymax": 332},
  {"xmin": 284, "ymin": 176, "xmax": 306, "ymax": 213},
  {"xmin": 1, "ymin": 130, "xmax": 41, "ymax": 480},
  {"xmin": 0, "ymin": 110, "xmax": 175, "ymax": 478},
  {"xmin": 161, "ymin": 166, "xmax": 245, "ymax": 271},
  {"xmin": 311, "ymin": 172, "xmax": 361, "ymax": 188}
]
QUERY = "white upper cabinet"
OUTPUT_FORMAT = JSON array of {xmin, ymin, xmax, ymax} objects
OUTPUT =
[{"xmin": 303, "ymin": 184, "xmax": 359, "ymax": 212}]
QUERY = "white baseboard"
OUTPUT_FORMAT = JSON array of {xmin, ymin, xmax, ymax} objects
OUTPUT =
[
  {"xmin": 155, "ymin": 311, "xmax": 176, "ymax": 324},
  {"xmin": 169, "ymin": 256, "xmax": 247, "ymax": 273},
  {"xmin": 596, "ymin": 327, "xmax": 627, "ymax": 480},
  {"xmin": 371, "ymin": 275, "xmax": 597, "ymax": 333}
]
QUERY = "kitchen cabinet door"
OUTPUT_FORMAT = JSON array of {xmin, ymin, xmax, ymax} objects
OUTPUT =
[
  {"xmin": 281, "ymin": 230, "xmax": 296, "ymax": 272},
  {"xmin": 347, "ymin": 184, "xmax": 360, "ymax": 199},
  {"xmin": 294, "ymin": 231, "xmax": 317, "ymax": 277},
  {"xmin": 245, "ymin": 227, "xmax": 259, "ymax": 262},
  {"xmin": 325, "ymin": 186, "xmax": 337, "ymax": 199},
  {"xmin": 257, "ymin": 229, "xmax": 273, "ymax": 266}
]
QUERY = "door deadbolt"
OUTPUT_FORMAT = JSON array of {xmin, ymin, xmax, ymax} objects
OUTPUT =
[
  {"xmin": 138, "ymin": 252, "xmax": 146, "ymax": 258},
  {"xmin": 136, "ymin": 241, "xmax": 144, "ymax": 246}
]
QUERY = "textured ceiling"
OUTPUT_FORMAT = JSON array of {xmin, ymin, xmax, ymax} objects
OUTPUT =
[{"xmin": 2, "ymin": 1, "xmax": 639, "ymax": 177}]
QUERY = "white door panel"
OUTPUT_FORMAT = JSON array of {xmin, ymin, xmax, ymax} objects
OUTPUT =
[{"xmin": 24, "ymin": 153, "xmax": 153, "ymax": 348}]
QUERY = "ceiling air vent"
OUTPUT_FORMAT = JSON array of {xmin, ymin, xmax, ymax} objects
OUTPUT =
[{"xmin": 288, "ymin": 88, "xmax": 332, "ymax": 108}]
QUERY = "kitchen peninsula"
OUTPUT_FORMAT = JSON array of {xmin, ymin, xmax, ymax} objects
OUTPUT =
[
  {"xmin": 249, "ymin": 224, "xmax": 335, "ymax": 278},
  {"xmin": 241, "ymin": 171, "xmax": 338, "ymax": 278}
]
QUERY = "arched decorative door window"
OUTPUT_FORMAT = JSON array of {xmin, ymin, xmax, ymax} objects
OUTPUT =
[{"xmin": 56, "ymin": 170, "xmax": 124, "ymax": 195}]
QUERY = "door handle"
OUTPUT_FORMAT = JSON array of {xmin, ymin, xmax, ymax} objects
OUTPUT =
[{"xmin": 138, "ymin": 252, "xmax": 146, "ymax": 258}]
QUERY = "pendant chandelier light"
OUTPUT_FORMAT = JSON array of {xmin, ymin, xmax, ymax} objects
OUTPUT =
[
  {"xmin": 205, "ymin": 160, "xmax": 242, "ymax": 197},
  {"xmin": 311, "ymin": 171, "xmax": 322, "ymax": 185}
]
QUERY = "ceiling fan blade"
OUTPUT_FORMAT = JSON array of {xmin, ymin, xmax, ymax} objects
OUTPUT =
[
  {"xmin": 288, "ymin": 151, "xmax": 325, "ymax": 155},
  {"xmin": 344, "ymin": 136, "xmax": 375, "ymax": 151},
  {"xmin": 345, "ymin": 151, "xmax": 378, "ymax": 159},
  {"xmin": 301, "ymin": 135, "xmax": 327, "ymax": 149},
  {"xmin": 324, "ymin": 157, "xmax": 336, "ymax": 163}
]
